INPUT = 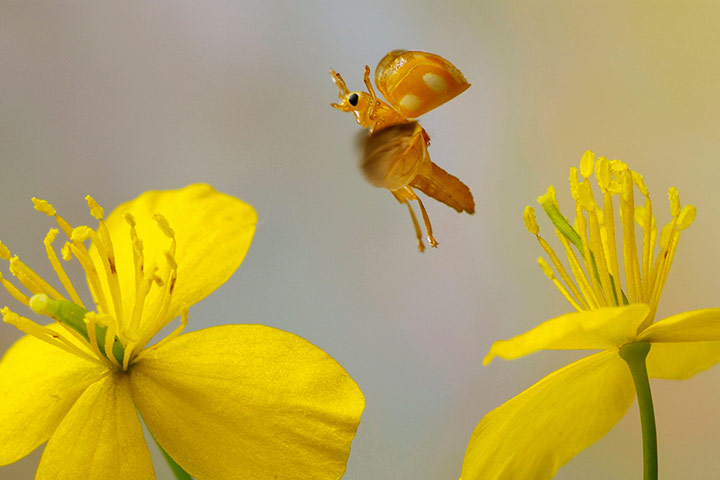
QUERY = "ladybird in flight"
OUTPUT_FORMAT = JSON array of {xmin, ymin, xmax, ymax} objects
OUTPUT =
[{"xmin": 330, "ymin": 50, "xmax": 474, "ymax": 252}]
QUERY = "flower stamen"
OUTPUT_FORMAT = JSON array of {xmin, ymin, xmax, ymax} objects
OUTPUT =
[
  {"xmin": 8, "ymin": 255, "xmax": 66, "ymax": 301},
  {"xmin": 66, "ymin": 234, "xmax": 110, "ymax": 316},
  {"xmin": 85, "ymin": 196, "xmax": 125, "ymax": 328},
  {"xmin": 32, "ymin": 198, "xmax": 73, "ymax": 237},
  {"xmin": 0, "ymin": 270, "xmax": 30, "ymax": 306},
  {"xmin": 44, "ymin": 229, "xmax": 85, "ymax": 308},
  {"xmin": 523, "ymin": 207, "xmax": 589, "ymax": 309},
  {"xmin": 2, "ymin": 307, "xmax": 105, "ymax": 366},
  {"xmin": 530, "ymin": 151, "xmax": 694, "ymax": 322},
  {"xmin": 133, "ymin": 307, "xmax": 188, "ymax": 365}
]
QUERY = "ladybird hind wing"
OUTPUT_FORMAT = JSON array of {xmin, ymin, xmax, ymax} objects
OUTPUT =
[
  {"xmin": 375, "ymin": 51, "xmax": 470, "ymax": 118},
  {"xmin": 411, "ymin": 162, "xmax": 475, "ymax": 214},
  {"xmin": 361, "ymin": 121, "xmax": 428, "ymax": 191}
]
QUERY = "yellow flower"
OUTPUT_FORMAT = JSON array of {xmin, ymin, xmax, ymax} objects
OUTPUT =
[
  {"xmin": 0, "ymin": 184, "xmax": 364, "ymax": 479},
  {"xmin": 461, "ymin": 152, "xmax": 720, "ymax": 479}
]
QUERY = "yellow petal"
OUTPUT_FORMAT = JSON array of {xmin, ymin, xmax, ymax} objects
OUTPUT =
[
  {"xmin": 461, "ymin": 350, "xmax": 634, "ymax": 480},
  {"xmin": 129, "ymin": 325, "xmax": 365, "ymax": 480},
  {"xmin": 36, "ymin": 373, "xmax": 153, "ymax": 480},
  {"xmin": 484, "ymin": 304, "xmax": 650, "ymax": 364},
  {"xmin": 646, "ymin": 341, "xmax": 720, "ymax": 379},
  {"xmin": 0, "ymin": 333, "xmax": 106, "ymax": 465},
  {"xmin": 96, "ymin": 184, "xmax": 256, "ymax": 335},
  {"xmin": 636, "ymin": 308, "xmax": 720, "ymax": 342}
]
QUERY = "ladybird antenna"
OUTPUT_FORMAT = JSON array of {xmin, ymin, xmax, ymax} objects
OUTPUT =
[{"xmin": 330, "ymin": 70, "xmax": 350, "ymax": 97}]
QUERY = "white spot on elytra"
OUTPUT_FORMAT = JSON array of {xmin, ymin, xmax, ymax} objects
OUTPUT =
[
  {"xmin": 423, "ymin": 73, "xmax": 447, "ymax": 92},
  {"xmin": 399, "ymin": 94, "xmax": 422, "ymax": 112}
]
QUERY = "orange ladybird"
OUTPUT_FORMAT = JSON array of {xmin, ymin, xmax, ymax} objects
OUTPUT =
[{"xmin": 330, "ymin": 50, "xmax": 473, "ymax": 252}]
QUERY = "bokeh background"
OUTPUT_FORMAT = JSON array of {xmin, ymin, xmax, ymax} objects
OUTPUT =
[{"xmin": 2, "ymin": 1, "xmax": 720, "ymax": 479}]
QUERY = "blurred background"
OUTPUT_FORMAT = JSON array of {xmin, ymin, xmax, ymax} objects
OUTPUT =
[{"xmin": 2, "ymin": 1, "xmax": 720, "ymax": 478}]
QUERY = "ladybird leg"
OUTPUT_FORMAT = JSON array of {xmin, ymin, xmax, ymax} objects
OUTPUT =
[
  {"xmin": 392, "ymin": 191, "xmax": 425, "ymax": 252},
  {"xmin": 363, "ymin": 65, "xmax": 379, "ymax": 122},
  {"xmin": 402, "ymin": 186, "xmax": 438, "ymax": 248}
]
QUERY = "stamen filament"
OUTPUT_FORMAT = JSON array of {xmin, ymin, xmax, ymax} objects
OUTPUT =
[
  {"xmin": 557, "ymin": 232, "xmax": 601, "ymax": 309},
  {"xmin": 620, "ymin": 170, "xmax": 642, "ymax": 303},
  {"xmin": 69, "ymin": 243, "xmax": 110, "ymax": 316},
  {"xmin": 640, "ymin": 198, "xmax": 654, "ymax": 301},
  {"xmin": 647, "ymin": 230, "xmax": 681, "ymax": 324},
  {"xmin": 32, "ymin": 199, "xmax": 73, "ymax": 238},
  {"xmin": 139, "ymin": 252, "xmax": 177, "ymax": 350},
  {"xmin": 586, "ymin": 205, "xmax": 616, "ymax": 306},
  {"xmin": 44, "ymin": 229, "xmax": 85, "ymax": 308},
  {"xmin": 133, "ymin": 308, "xmax": 188, "ymax": 364},
  {"xmin": 602, "ymin": 191, "xmax": 624, "ymax": 304},
  {"xmin": 537, "ymin": 258, "xmax": 583, "ymax": 311},
  {"xmin": 30, "ymin": 294, "xmax": 125, "ymax": 365},
  {"xmin": 84, "ymin": 227, "xmax": 124, "ymax": 327},
  {"xmin": 575, "ymin": 205, "xmax": 606, "ymax": 306},
  {"xmin": 0, "ymin": 271, "xmax": 30, "ymax": 306},
  {"xmin": 9, "ymin": 257, "xmax": 65, "ymax": 301},
  {"xmin": 103, "ymin": 317, "xmax": 122, "ymax": 368},
  {"xmin": 84, "ymin": 313, "xmax": 107, "ymax": 362},
  {"xmin": 124, "ymin": 213, "xmax": 145, "ymax": 295},
  {"xmin": 535, "ymin": 236, "xmax": 589, "ymax": 309},
  {"xmin": 1, "ymin": 307, "xmax": 106, "ymax": 366}
]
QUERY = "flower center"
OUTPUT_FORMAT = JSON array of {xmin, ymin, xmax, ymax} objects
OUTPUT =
[
  {"xmin": 0, "ymin": 195, "xmax": 186, "ymax": 371},
  {"xmin": 524, "ymin": 151, "xmax": 696, "ymax": 327}
]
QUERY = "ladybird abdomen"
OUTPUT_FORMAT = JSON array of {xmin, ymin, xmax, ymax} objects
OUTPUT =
[
  {"xmin": 375, "ymin": 51, "xmax": 470, "ymax": 118},
  {"xmin": 411, "ymin": 162, "xmax": 475, "ymax": 214}
]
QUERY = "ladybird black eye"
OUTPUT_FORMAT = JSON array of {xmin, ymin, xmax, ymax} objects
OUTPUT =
[{"xmin": 348, "ymin": 93, "xmax": 359, "ymax": 106}]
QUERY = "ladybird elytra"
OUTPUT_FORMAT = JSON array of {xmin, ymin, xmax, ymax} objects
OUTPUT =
[{"xmin": 374, "ymin": 51, "xmax": 470, "ymax": 118}]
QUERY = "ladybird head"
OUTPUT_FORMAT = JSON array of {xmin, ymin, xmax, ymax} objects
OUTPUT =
[
  {"xmin": 330, "ymin": 70, "xmax": 360, "ymax": 110},
  {"xmin": 330, "ymin": 70, "xmax": 376, "ymax": 123}
]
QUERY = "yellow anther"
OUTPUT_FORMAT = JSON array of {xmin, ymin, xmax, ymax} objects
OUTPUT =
[
  {"xmin": 153, "ymin": 214, "xmax": 175, "ymax": 238},
  {"xmin": 85, "ymin": 195, "xmax": 105, "ymax": 220},
  {"xmin": 595, "ymin": 157, "xmax": 611, "ymax": 190},
  {"xmin": 569, "ymin": 168, "xmax": 580, "ymax": 200},
  {"xmin": 677, "ymin": 205, "xmax": 696, "ymax": 230},
  {"xmin": 1, "ymin": 307, "xmax": 17, "ymax": 324},
  {"xmin": 577, "ymin": 181, "xmax": 596, "ymax": 211},
  {"xmin": 32, "ymin": 198, "xmax": 56, "ymax": 216},
  {"xmin": 0, "ymin": 241, "xmax": 10, "ymax": 260},
  {"xmin": 538, "ymin": 257, "xmax": 555, "ymax": 279},
  {"xmin": 43, "ymin": 229, "xmax": 59, "ymax": 246},
  {"xmin": 124, "ymin": 212, "xmax": 136, "ymax": 227},
  {"xmin": 632, "ymin": 171, "xmax": 648, "ymax": 197},
  {"xmin": 668, "ymin": 187, "xmax": 681, "ymax": 217},
  {"xmin": 579, "ymin": 150, "xmax": 594, "ymax": 178},
  {"xmin": 523, "ymin": 207, "xmax": 539, "ymax": 235},
  {"xmin": 61, "ymin": 243, "xmax": 73, "ymax": 261},
  {"xmin": 70, "ymin": 226, "xmax": 93, "ymax": 243},
  {"xmin": 610, "ymin": 159, "xmax": 628, "ymax": 173},
  {"xmin": 152, "ymin": 272, "xmax": 164, "ymax": 287}
]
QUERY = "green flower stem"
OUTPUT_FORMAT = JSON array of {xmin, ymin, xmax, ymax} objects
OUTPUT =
[
  {"xmin": 540, "ymin": 201, "xmax": 629, "ymax": 305},
  {"xmin": 157, "ymin": 441, "xmax": 193, "ymax": 480},
  {"xmin": 29, "ymin": 294, "xmax": 124, "ymax": 363},
  {"xmin": 619, "ymin": 342, "xmax": 657, "ymax": 480}
]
